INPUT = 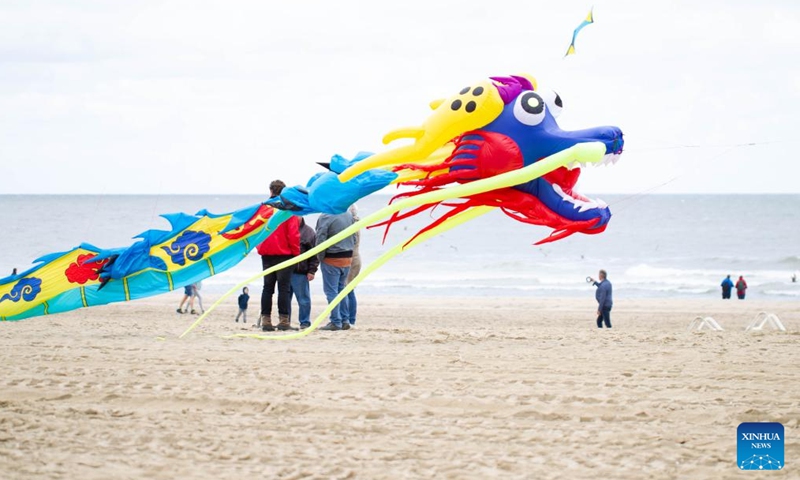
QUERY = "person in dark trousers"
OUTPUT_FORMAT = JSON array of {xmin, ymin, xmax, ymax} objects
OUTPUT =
[
  {"xmin": 720, "ymin": 275, "xmax": 734, "ymax": 299},
  {"xmin": 235, "ymin": 286, "xmax": 249, "ymax": 323},
  {"xmin": 316, "ymin": 209, "xmax": 355, "ymax": 331},
  {"xmin": 257, "ymin": 180, "xmax": 301, "ymax": 331},
  {"xmin": 589, "ymin": 269, "xmax": 613, "ymax": 328},
  {"xmin": 736, "ymin": 275, "xmax": 748, "ymax": 300},
  {"xmin": 291, "ymin": 218, "xmax": 319, "ymax": 329}
]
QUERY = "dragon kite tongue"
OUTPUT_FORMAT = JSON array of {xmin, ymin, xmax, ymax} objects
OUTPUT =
[{"xmin": 336, "ymin": 76, "xmax": 531, "ymax": 183}]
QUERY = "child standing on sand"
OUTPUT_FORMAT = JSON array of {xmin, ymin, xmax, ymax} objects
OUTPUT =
[{"xmin": 235, "ymin": 287, "xmax": 249, "ymax": 323}]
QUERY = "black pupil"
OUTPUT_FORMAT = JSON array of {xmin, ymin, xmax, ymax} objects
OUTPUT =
[
  {"xmin": 520, "ymin": 92, "xmax": 544, "ymax": 115},
  {"xmin": 554, "ymin": 93, "xmax": 562, "ymax": 108}
]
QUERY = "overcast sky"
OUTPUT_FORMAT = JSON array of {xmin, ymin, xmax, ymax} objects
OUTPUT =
[{"xmin": 1, "ymin": 0, "xmax": 799, "ymax": 194}]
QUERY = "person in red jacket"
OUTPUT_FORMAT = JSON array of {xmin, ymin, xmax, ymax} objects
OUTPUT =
[
  {"xmin": 735, "ymin": 276, "xmax": 748, "ymax": 300},
  {"xmin": 256, "ymin": 180, "xmax": 301, "ymax": 331}
]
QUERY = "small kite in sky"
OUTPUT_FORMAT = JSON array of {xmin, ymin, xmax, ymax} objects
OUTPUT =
[{"xmin": 565, "ymin": 7, "xmax": 595, "ymax": 57}]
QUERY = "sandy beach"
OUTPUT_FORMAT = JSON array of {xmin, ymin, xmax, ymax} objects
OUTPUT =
[{"xmin": 0, "ymin": 295, "xmax": 798, "ymax": 479}]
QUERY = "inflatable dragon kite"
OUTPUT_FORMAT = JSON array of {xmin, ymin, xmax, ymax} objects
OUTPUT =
[{"xmin": 0, "ymin": 74, "xmax": 623, "ymax": 333}]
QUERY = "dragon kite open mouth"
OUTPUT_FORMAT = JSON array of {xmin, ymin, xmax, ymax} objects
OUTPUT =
[{"xmin": 338, "ymin": 74, "xmax": 624, "ymax": 245}]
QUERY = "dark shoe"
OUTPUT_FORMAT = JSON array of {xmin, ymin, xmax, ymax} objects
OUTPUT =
[
  {"xmin": 260, "ymin": 315, "xmax": 273, "ymax": 331},
  {"xmin": 319, "ymin": 323, "xmax": 341, "ymax": 331},
  {"xmin": 176, "ymin": 308, "xmax": 184, "ymax": 314},
  {"xmin": 235, "ymin": 319, "xmax": 239, "ymax": 323},
  {"xmin": 190, "ymin": 309, "xmax": 198, "ymax": 315},
  {"xmin": 299, "ymin": 323, "xmax": 311, "ymax": 330},
  {"xmin": 341, "ymin": 322, "xmax": 351, "ymax": 331},
  {"xmin": 276, "ymin": 314, "xmax": 298, "ymax": 331}
]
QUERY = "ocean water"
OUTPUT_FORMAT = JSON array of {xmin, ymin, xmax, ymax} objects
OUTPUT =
[{"xmin": 1, "ymin": 194, "xmax": 798, "ymax": 300}]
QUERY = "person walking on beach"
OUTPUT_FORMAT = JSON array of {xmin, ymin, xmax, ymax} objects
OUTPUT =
[
  {"xmin": 177, "ymin": 283, "xmax": 197, "ymax": 314},
  {"xmin": 735, "ymin": 275, "xmax": 748, "ymax": 300},
  {"xmin": 316, "ymin": 209, "xmax": 355, "ymax": 331},
  {"xmin": 588, "ymin": 270, "xmax": 613, "ymax": 328},
  {"xmin": 192, "ymin": 281, "xmax": 205, "ymax": 314},
  {"xmin": 291, "ymin": 218, "xmax": 319, "ymax": 329},
  {"xmin": 720, "ymin": 275, "xmax": 734, "ymax": 300},
  {"xmin": 235, "ymin": 287, "xmax": 249, "ymax": 323},
  {"xmin": 257, "ymin": 180, "xmax": 301, "ymax": 332},
  {"xmin": 344, "ymin": 204, "xmax": 361, "ymax": 327}
]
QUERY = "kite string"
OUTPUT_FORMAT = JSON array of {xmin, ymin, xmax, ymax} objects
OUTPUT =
[
  {"xmin": 624, "ymin": 138, "xmax": 799, "ymax": 153},
  {"xmin": 605, "ymin": 175, "xmax": 681, "ymax": 213},
  {"xmin": 607, "ymin": 144, "xmax": 742, "ymax": 213}
]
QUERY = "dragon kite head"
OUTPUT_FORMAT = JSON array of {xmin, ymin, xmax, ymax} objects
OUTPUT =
[{"xmin": 341, "ymin": 74, "xmax": 624, "ymax": 245}]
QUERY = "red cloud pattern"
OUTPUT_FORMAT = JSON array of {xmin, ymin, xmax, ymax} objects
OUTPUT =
[{"xmin": 65, "ymin": 254, "xmax": 108, "ymax": 285}]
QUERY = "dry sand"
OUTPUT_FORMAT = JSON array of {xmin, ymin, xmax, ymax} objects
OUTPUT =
[{"xmin": 1, "ymin": 295, "xmax": 798, "ymax": 479}]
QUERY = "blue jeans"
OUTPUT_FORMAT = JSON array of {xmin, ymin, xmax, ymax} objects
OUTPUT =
[
  {"xmin": 321, "ymin": 262, "xmax": 350, "ymax": 328},
  {"xmin": 346, "ymin": 289, "xmax": 357, "ymax": 324},
  {"xmin": 290, "ymin": 273, "xmax": 312, "ymax": 327}
]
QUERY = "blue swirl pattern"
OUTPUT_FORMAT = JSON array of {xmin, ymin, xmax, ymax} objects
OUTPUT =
[
  {"xmin": 0, "ymin": 277, "xmax": 43, "ymax": 304},
  {"xmin": 160, "ymin": 230, "xmax": 212, "ymax": 266}
]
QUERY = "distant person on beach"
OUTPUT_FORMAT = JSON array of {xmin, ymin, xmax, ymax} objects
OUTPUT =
[
  {"xmin": 344, "ymin": 204, "xmax": 361, "ymax": 327},
  {"xmin": 192, "ymin": 281, "xmax": 204, "ymax": 314},
  {"xmin": 316, "ymin": 209, "xmax": 355, "ymax": 331},
  {"xmin": 736, "ymin": 276, "xmax": 748, "ymax": 300},
  {"xmin": 235, "ymin": 287, "xmax": 249, "ymax": 323},
  {"xmin": 177, "ymin": 283, "xmax": 197, "ymax": 314},
  {"xmin": 792, "ymin": 273, "xmax": 797, "ymax": 283},
  {"xmin": 257, "ymin": 180, "xmax": 301, "ymax": 332},
  {"xmin": 11, "ymin": 268, "xmax": 17, "ymax": 276},
  {"xmin": 291, "ymin": 218, "xmax": 319, "ymax": 330},
  {"xmin": 588, "ymin": 270, "xmax": 613, "ymax": 328},
  {"xmin": 720, "ymin": 275, "xmax": 734, "ymax": 300}
]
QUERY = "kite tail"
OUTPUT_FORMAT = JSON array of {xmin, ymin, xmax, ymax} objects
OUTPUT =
[{"xmin": 226, "ymin": 205, "xmax": 494, "ymax": 340}]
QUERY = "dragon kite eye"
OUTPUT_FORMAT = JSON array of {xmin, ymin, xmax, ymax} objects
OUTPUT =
[
  {"xmin": 513, "ymin": 92, "xmax": 546, "ymax": 126},
  {"xmin": 541, "ymin": 90, "xmax": 563, "ymax": 118}
]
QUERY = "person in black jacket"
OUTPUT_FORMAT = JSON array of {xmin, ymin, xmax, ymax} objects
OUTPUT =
[
  {"xmin": 235, "ymin": 287, "xmax": 249, "ymax": 323},
  {"xmin": 291, "ymin": 218, "xmax": 320, "ymax": 329}
]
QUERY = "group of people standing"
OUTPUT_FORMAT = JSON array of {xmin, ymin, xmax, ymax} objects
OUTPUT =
[
  {"xmin": 720, "ymin": 275, "xmax": 748, "ymax": 300},
  {"xmin": 250, "ymin": 180, "xmax": 361, "ymax": 332}
]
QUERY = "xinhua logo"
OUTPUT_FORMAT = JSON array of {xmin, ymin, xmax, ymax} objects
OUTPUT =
[{"xmin": 738, "ymin": 422, "xmax": 784, "ymax": 471}]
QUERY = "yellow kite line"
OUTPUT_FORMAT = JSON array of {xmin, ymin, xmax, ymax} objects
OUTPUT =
[{"xmin": 178, "ymin": 141, "xmax": 607, "ymax": 340}]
